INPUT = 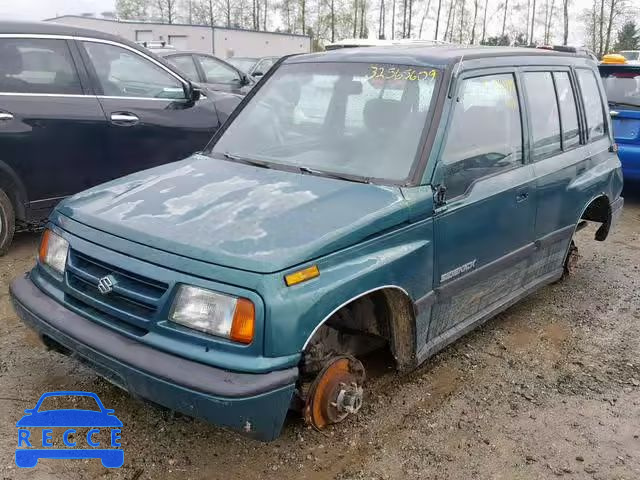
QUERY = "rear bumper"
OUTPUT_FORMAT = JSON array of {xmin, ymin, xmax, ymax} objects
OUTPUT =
[
  {"xmin": 10, "ymin": 275, "xmax": 297, "ymax": 441},
  {"xmin": 611, "ymin": 196, "xmax": 624, "ymax": 230}
]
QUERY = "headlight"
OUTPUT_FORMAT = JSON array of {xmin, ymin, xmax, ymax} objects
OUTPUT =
[
  {"xmin": 169, "ymin": 285, "xmax": 255, "ymax": 344},
  {"xmin": 39, "ymin": 229, "xmax": 69, "ymax": 274}
]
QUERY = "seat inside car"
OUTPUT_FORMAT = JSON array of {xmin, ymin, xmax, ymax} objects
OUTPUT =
[{"xmin": 0, "ymin": 43, "xmax": 30, "ymax": 92}]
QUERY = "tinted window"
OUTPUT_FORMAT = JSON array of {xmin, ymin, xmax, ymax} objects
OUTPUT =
[
  {"xmin": 441, "ymin": 74, "xmax": 523, "ymax": 198},
  {"xmin": 83, "ymin": 42, "xmax": 185, "ymax": 99},
  {"xmin": 167, "ymin": 55, "xmax": 199, "ymax": 82},
  {"xmin": 577, "ymin": 69, "xmax": 606, "ymax": 140},
  {"xmin": 0, "ymin": 38, "xmax": 81, "ymax": 94},
  {"xmin": 554, "ymin": 72, "xmax": 581, "ymax": 149},
  {"xmin": 599, "ymin": 65, "xmax": 640, "ymax": 108},
  {"xmin": 197, "ymin": 56, "xmax": 239, "ymax": 84},
  {"xmin": 524, "ymin": 72, "xmax": 561, "ymax": 160}
]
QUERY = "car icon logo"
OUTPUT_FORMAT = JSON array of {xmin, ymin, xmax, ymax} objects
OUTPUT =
[
  {"xmin": 97, "ymin": 275, "xmax": 116, "ymax": 295},
  {"xmin": 15, "ymin": 391, "xmax": 123, "ymax": 468}
]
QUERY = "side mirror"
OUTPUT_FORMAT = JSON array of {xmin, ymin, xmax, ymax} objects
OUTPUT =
[
  {"xmin": 185, "ymin": 81, "xmax": 202, "ymax": 102},
  {"xmin": 252, "ymin": 71, "xmax": 264, "ymax": 78}
]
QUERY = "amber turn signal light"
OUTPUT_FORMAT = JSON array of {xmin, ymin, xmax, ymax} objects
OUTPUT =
[
  {"xmin": 230, "ymin": 298, "xmax": 255, "ymax": 344},
  {"xmin": 285, "ymin": 265, "xmax": 320, "ymax": 286}
]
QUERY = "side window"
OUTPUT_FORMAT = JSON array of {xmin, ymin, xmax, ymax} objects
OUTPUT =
[
  {"xmin": 166, "ymin": 55, "xmax": 199, "ymax": 82},
  {"xmin": 293, "ymin": 74, "xmax": 337, "ymax": 126},
  {"xmin": 0, "ymin": 38, "xmax": 81, "ymax": 94},
  {"xmin": 576, "ymin": 69, "xmax": 606, "ymax": 140},
  {"xmin": 255, "ymin": 58, "xmax": 275, "ymax": 75},
  {"xmin": 524, "ymin": 72, "xmax": 561, "ymax": 160},
  {"xmin": 83, "ymin": 42, "xmax": 185, "ymax": 99},
  {"xmin": 197, "ymin": 56, "xmax": 240, "ymax": 84},
  {"xmin": 554, "ymin": 72, "xmax": 580, "ymax": 149},
  {"xmin": 441, "ymin": 74, "xmax": 523, "ymax": 199}
]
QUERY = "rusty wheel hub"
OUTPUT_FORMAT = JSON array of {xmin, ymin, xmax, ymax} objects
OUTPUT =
[{"xmin": 304, "ymin": 355, "xmax": 365, "ymax": 430}]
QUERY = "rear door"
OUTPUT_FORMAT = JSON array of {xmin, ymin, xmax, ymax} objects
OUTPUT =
[
  {"xmin": 78, "ymin": 39, "xmax": 219, "ymax": 180},
  {"xmin": 0, "ymin": 36, "xmax": 107, "ymax": 219}
]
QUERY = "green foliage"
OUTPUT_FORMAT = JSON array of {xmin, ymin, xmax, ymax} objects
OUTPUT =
[
  {"xmin": 481, "ymin": 34, "xmax": 510, "ymax": 46},
  {"xmin": 613, "ymin": 21, "xmax": 640, "ymax": 52},
  {"xmin": 116, "ymin": 0, "xmax": 150, "ymax": 19},
  {"xmin": 513, "ymin": 32, "xmax": 527, "ymax": 46}
]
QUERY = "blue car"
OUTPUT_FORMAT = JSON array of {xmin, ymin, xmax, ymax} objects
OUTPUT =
[
  {"xmin": 15, "ymin": 391, "xmax": 123, "ymax": 468},
  {"xmin": 599, "ymin": 56, "xmax": 640, "ymax": 182}
]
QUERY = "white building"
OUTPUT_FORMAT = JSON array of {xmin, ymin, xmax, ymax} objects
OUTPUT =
[{"xmin": 45, "ymin": 15, "xmax": 311, "ymax": 59}]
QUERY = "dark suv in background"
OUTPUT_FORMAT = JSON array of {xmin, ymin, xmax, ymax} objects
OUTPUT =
[
  {"xmin": 158, "ymin": 50, "xmax": 255, "ymax": 96},
  {"xmin": 0, "ymin": 22, "xmax": 241, "ymax": 254}
]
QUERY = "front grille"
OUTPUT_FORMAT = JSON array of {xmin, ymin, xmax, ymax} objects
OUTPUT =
[{"xmin": 65, "ymin": 249, "xmax": 169, "ymax": 326}]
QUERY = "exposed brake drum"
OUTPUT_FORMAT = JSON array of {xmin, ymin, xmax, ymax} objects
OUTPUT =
[{"xmin": 303, "ymin": 355, "xmax": 366, "ymax": 430}]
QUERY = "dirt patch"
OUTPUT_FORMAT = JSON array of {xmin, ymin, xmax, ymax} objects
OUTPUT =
[{"xmin": 0, "ymin": 196, "xmax": 639, "ymax": 480}]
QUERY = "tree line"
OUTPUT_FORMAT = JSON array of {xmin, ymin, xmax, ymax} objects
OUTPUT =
[{"xmin": 115, "ymin": 0, "xmax": 639, "ymax": 52}]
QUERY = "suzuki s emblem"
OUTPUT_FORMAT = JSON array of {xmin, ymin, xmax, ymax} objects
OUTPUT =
[{"xmin": 97, "ymin": 275, "xmax": 116, "ymax": 295}]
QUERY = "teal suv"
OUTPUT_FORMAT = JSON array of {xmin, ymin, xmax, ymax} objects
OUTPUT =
[{"xmin": 11, "ymin": 46, "xmax": 623, "ymax": 441}]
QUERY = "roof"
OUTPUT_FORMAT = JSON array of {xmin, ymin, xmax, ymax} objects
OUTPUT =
[
  {"xmin": 289, "ymin": 44, "xmax": 588, "ymax": 68},
  {"xmin": 0, "ymin": 20, "xmax": 129, "ymax": 42},
  {"xmin": 0, "ymin": 21, "xmax": 189, "ymax": 78},
  {"xmin": 325, "ymin": 38, "xmax": 450, "ymax": 50},
  {"xmin": 43, "ymin": 15, "xmax": 311, "ymax": 39}
]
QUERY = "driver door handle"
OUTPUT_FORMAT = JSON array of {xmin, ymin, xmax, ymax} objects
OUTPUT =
[
  {"xmin": 0, "ymin": 112, "xmax": 14, "ymax": 121},
  {"xmin": 110, "ymin": 112, "xmax": 139, "ymax": 126}
]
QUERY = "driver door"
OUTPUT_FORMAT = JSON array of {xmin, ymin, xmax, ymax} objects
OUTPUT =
[
  {"xmin": 78, "ymin": 39, "xmax": 218, "ymax": 181},
  {"xmin": 427, "ymin": 70, "xmax": 537, "ymax": 343}
]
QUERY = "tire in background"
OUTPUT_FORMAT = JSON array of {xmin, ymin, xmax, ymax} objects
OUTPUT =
[{"xmin": 0, "ymin": 189, "xmax": 15, "ymax": 256}]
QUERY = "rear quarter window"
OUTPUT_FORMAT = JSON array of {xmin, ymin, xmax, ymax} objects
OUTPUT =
[{"xmin": 577, "ymin": 69, "xmax": 606, "ymax": 141}]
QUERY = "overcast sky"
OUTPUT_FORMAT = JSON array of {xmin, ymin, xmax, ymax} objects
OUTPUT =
[
  {"xmin": 0, "ymin": 0, "xmax": 115, "ymax": 21},
  {"xmin": 0, "ymin": 0, "xmax": 610, "ymax": 45}
]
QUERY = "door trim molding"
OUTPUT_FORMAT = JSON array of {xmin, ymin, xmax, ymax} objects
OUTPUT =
[
  {"xmin": 417, "ymin": 267, "xmax": 564, "ymax": 364},
  {"xmin": 435, "ymin": 242, "xmax": 536, "ymax": 299}
]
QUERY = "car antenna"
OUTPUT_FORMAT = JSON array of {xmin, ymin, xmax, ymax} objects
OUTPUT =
[{"xmin": 448, "ymin": 53, "xmax": 464, "ymax": 98}]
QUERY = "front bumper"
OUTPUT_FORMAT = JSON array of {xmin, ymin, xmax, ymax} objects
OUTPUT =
[{"xmin": 10, "ymin": 276, "xmax": 297, "ymax": 441}]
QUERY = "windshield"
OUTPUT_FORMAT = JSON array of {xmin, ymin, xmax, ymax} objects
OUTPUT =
[
  {"xmin": 227, "ymin": 57, "xmax": 257, "ymax": 72},
  {"xmin": 620, "ymin": 51, "xmax": 640, "ymax": 61},
  {"xmin": 599, "ymin": 65, "xmax": 640, "ymax": 109},
  {"xmin": 209, "ymin": 62, "xmax": 440, "ymax": 182}
]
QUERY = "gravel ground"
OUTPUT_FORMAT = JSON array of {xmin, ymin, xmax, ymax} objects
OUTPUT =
[{"xmin": 0, "ymin": 191, "xmax": 638, "ymax": 480}]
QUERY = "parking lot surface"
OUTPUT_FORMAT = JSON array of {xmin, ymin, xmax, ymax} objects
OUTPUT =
[{"xmin": 1, "ymin": 192, "xmax": 638, "ymax": 480}]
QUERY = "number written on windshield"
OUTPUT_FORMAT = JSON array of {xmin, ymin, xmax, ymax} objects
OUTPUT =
[{"xmin": 367, "ymin": 65, "xmax": 438, "ymax": 81}]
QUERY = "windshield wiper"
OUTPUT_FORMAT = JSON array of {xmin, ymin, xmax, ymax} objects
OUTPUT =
[
  {"xmin": 298, "ymin": 166, "xmax": 371, "ymax": 184},
  {"xmin": 222, "ymin": 152, "xmax": 273, "ymax": 169}
]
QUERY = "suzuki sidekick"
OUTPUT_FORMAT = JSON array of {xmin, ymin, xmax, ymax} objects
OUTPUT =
[{"xmin": 11, "ymin": 45, "xmax": 623, "ymax": 441}]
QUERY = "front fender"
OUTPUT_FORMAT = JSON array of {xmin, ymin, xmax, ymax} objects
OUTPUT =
[{"xmin": 262, "ymin": 219, "xmax": 435, "ymax": 358}]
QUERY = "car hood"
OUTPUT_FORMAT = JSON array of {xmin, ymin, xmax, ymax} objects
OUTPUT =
[{"xmin": 57, "ymin": 154, "xmax": 409, "ymax": 273}]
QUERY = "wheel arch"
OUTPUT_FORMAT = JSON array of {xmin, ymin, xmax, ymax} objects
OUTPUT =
[
  {"xmin": 302, "ymin": 285, "xmax": 418, "ymax": 372},
  {"xmin": 0, "ymin": 160, "xmax": 27, "ymax": 220},
  {"xmin": 579, "ymin": 193, "xmax": 612, "ymax": 241}
]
